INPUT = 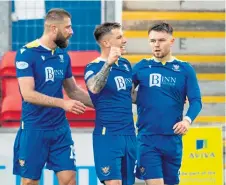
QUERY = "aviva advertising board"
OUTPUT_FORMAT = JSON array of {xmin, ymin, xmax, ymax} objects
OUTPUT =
[{"xmin": 180, "ymin": 127, "xmax": 223, "ymax": 185}]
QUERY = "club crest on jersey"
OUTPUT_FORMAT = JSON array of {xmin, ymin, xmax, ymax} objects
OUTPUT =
[
  {"xmin": 139, "ymin": 166, "xmax": 146, "ymax": 176},
  {"xmin": 101, "ymin": 166, "xmax": 110, "ymax": 176},
  {"xmin": 59, "ymin": 55, "xmax": 64, "ymax": 63},
  {"xmin": 19, "ymin": 159, "xmax": 25, "ymax": 167},
  {"xmin": 172, "ymin": 64, "xmax": 180, "ymax": 71}
]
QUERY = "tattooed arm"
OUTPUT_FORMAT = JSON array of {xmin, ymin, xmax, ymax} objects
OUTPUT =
[
  {"xmin": 86, "ymin": 62, "xmax": 112, "ymax": 94},
  {"xmin": 86, "ymin": 47, "xmax": 121, "ymax": 94},
  {"xmin": 18, "ymin": 77, "xmax": 86, "ymax": 114}
]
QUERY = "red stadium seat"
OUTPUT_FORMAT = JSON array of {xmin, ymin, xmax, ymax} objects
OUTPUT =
[
  {"xmin": 1, "ymin": 121, "xmax": 20, "ymax": 128},
  {"xmin": 1, "ymin": 95, "xmax": 22, "ymax": 121},
  {"xmin": 0, "ymin": 51, "xmax": 99, "ymax": 77},
  {"xmin": 68, "ymin": 51, "xmax": 99, "ymax": 76},
  {"xmin": 1, "ymin": 78, "xmax": 20, "ymax": 99},
  {"xmin": 0, "ymin": 52, "xmax": 16, "ymax": 77}
]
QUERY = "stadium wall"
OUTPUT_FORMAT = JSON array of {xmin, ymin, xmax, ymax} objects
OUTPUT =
[{"xmin": 11, "ymin": 0, "xmax": 101, "ymax": 51}]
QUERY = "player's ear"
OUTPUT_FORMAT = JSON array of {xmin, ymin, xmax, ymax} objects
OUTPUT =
[
  {"xmin": 170, "ymin": 37, "xmax": 175, "ymax": 47},
  {"xmin": 51, "ymin": 24, "xmax": 58, "ymax": 34},
  {"xmin": 101, "ymin": 40, "xmax": 110, "ymax": 48}
]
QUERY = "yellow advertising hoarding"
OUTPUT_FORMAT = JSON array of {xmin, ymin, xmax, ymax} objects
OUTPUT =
[{"xmin": 180, "ymin": 127, "xmax": 223, "ymax": 185}]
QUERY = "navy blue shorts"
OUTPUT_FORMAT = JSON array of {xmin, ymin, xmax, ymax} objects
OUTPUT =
[
  {"xmin": 136, "ymin": 135, "xmax": 182, "ymax": 184},
  {"xmin": 93, "ymin": 135, "xmax": 137, "ymax": 185},
  {"xmin": 13, "ymin": 125, "xmax": 76, "ymax": 180}
]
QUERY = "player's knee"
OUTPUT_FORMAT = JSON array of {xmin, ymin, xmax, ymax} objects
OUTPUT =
[
  {"xmin": 21, "ymin": 178, "xmax": 39, "ymax": 185},
  {"xmin": 59, "ymin": 174, "xmax": 76, "ymax": 185}
]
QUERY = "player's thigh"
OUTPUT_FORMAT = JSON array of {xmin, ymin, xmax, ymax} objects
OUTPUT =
[
  {"xmin": 46, "ymin": 125, "xmax": 76, "ymax": 174},
  {"xmin": 21, "ymin": 178, "xmax": 39, "ymax": 185},
  {"xmin": 136, "ymin": 135, "xmax": 163, "ymax": 180},
  {"xmin": 13, "ymin": 128, "xmax": 49, "ymax": 180},
  {"xmin": 145, "ymin": 178, "xmax": 164, "ymax": 185},
  {"xmin": 104, "ymin": 180, "xmax": 122, "ymax": 185},
  {"xmin": 121, "ymin": 135, "xmax": 137, "ymax": 185},
  {"xmin": 56, "ymin": 170, "xmax": 76, "ymax": 185},
  {"xmin": 162, "ymin": 135, "xmax": 182, "ymax": 185},
  {"xmin": 93, "ymin": 135, "xmax": 124, "ymax": 182}
]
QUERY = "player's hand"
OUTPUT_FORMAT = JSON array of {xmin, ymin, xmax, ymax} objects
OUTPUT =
[
  {"xmin": 106, "ymin": 46, "xmax": 121, "ymax": 66},
  {"xmin": 173, "ymin": 120, "xmax": 190, "ymax": 135},
  {"xmin": 62, "ymin": 100, "xmax": 86, "ymax": 114}
]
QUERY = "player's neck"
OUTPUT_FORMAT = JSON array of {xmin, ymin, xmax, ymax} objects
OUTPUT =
[
  {"xmin": 39, "ymin": 35, "xmax": 57, "ymax": 50},
  {"xmin": 99, "ymin": 49, "xmax": 109, "ymax": 61}
]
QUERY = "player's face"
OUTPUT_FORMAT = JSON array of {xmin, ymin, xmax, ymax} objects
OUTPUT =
[
  {"xmin": 55, "ymin": 17, "xmax": 73, "ymax": 48},
  {"xmin": 148, "ymin": 30, "xmax": 174, "ymax": 59},
  {"xmin": 106, "ymin": 28, "xmax": 127, "ymax": 54}
]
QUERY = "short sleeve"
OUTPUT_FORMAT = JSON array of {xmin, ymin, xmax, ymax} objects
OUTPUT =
[
  {"xmin": 65, "ymin": 54, "xmax": 73, "ymax": 79},
  {"xmin": 15, "ymin": 48, "xmax": 34, "ymax": 78},
  {"xmin": 84, "ymin": 62, "xmax": 101, "ymax": 83}
]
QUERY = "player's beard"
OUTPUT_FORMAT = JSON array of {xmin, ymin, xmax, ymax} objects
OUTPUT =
[
  {"xmin": 153, "ymin": 50, "xmax": 170, "ymax": 59},
  {"xmin": 54, "ymin": 32, "xmax": 69, "ymax": 48}
]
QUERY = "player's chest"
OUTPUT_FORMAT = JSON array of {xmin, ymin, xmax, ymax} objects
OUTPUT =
[
  {"xmin": 138, "ymin": 65, "xmax": 186, "ymax": 91},
  {"xmin": 105, "ymin": 66, "xmax": 132, "ymax": 92},
  {"xmin": 33, "ymin": 54, "xmax": 67, "ymax": 83}
]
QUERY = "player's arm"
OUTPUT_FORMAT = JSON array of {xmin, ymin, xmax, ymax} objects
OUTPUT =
[
  {"xmin": 63, "ymin": 77, "xmax": 93, "ymax": 108},
  {"xmin": 18, "ymin": 77, "xmax": 63, "ymax": 107},
  {"xmin": 86, "ymin": 47, "xmax": 121, "ymax": 94},
  {"xmin": 16, "ymin": 51, "xmax": 85, "ymax": 114},
  {"xmin": 131, "ymin": 83, "xmax": 138, "ymax": 104},
  {"xmin": 184, "ymin": 63, "xmax": 202, "ymax": 123},
  {"xmin": 18, "ymin": 77, "xmax": 85, "ymax": 114},
  {"xmin": 173, "ymin": 63, "xmax": 202, "ymax": 134},
  {"xmin": 131, "ymin": 62, "xmax": 141, "ymax": 104}
]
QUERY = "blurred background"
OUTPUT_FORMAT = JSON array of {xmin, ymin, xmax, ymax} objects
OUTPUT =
[{"xmin": 0, "ymin": 0, "xmax": 225, "ymax": 185}]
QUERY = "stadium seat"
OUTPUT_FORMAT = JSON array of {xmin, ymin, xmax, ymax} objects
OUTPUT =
[
  {"xmin": 0, "ymin": 121, "xmax": 20, "ymax": 128},
  {"xmin": 0, "ymin": 51, "xmax": 100, "ymax": 77},
  {"xmin": 1, "ymin": 78, "xmax": 20, "ymax": 99},
  {"xmin": 68, "ymin": 51, "xmax": 99, "ymax": 76},
  {"xmin": 0, "ymin": 51, "xmax": 16, "ymax": 77}
]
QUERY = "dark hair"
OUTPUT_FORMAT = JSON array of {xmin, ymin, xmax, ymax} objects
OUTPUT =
[
  {"xmin": 45, "ymin": 8, "xmax": 71, "ymax": 22},
  {"xmin": 148, "ymin": 22, "xmax": 173, "ymax": 35},
  {"xmin": 94, "ymin": 22, "xmax": 121, "ymax": 42}
]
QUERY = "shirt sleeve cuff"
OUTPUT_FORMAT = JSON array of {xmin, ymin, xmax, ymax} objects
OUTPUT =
[{"xmin": 183, "ymin": 116, "xmax": 192, "ymax": 124}]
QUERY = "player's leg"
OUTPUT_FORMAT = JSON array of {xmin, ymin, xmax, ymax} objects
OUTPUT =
[
  {"xmin": 104, "ymin": 180, "xmax": 122, "ymax": 185},
  {"xmin": 13, "ymin": 128, "xmax": 49, "ymax": 185},
  {"xmin": 57, "ymin": 170, "xmax": 76, "ymax": 185},
  {"xmin": 21, "ymin": 178, "xmax": 39, "ymax": 185},
  {"xmin": 121, "ymin": 135, "xmax": 137, "ymax": 185},
  {"xmin": 162, "ymin": 135, "xmax": 182, "ymax": 185},
  {"xmin": 46, "ymin": 124, "xmax": 76, "ymax": 185},
  {"xmin": 136, "ymin": 135, "xmax": 164, "ymax": 185},
  {"xmin": 93, "ymin": 135, "xmax": 125, "ymax": 185}
]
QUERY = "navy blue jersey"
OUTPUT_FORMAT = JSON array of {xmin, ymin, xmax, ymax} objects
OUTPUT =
[
  {"xmin": 84, "ymin": 57, "xmax": 135, "ymax": 135},
  {"xmin": 133, "ymin": 57, "xmax": 202, "ymax": 135},
  {"xmin": 15, "ymin": 39, "xmax": 72, "ymax": 130}
]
